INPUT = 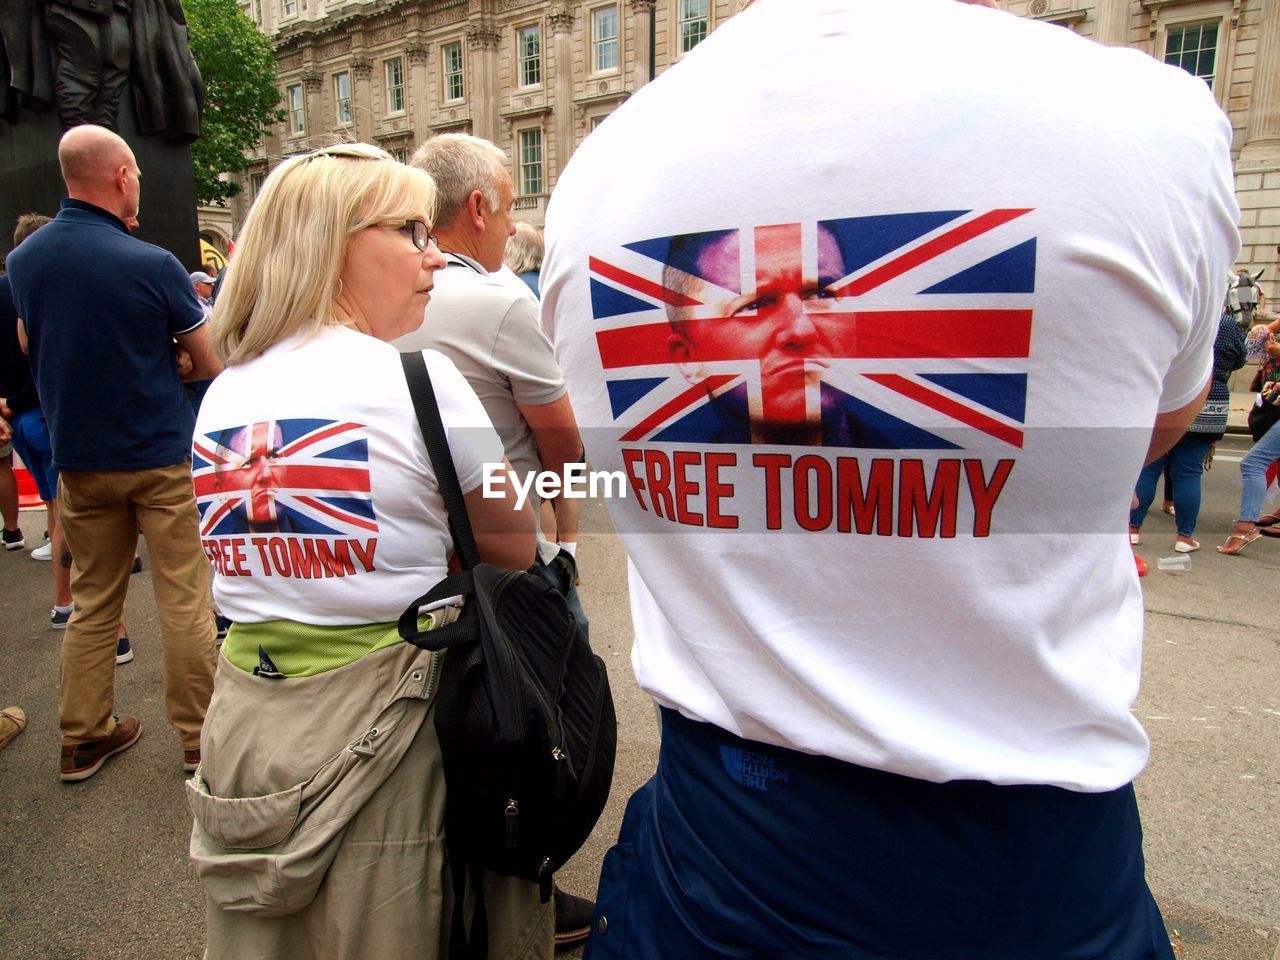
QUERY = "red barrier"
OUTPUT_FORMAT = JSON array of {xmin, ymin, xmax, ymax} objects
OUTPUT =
[{"xmin": 16, "ymin": 467, "xmax": 44, "ymax": 509}]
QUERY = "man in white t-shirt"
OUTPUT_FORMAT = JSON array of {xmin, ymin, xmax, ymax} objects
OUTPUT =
[
  {"xmin": 541, "ymin": 1, "xmax": 1239, "ymax": 957},
  {"xmin": 390, "ymin": 133, "xmax": 595, "ymax": 949}
]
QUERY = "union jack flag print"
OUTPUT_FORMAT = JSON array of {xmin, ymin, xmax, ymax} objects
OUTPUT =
[
  {"xmin": 589, "ymin": 209, "xmax": 1037, "ymax": 449},
  {"xmin": 192, "ymin": 419, "xmax": 378, "ymax": 536}
]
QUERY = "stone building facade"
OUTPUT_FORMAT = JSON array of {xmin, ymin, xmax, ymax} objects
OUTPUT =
[
  {"xmin": 1003, "ymin": 0, "xmax": 1278, "ymax": 284},
  {"xmin": 226, "ymin": 0, "xmax": 738, "ymax": 231},
  {"xmin": 220, "ymin": 0, "xmax": 1277, "ymax": 292}
]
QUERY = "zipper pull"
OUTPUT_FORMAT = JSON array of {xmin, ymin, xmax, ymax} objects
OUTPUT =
[
  {"xmin": 505, "ymin": 799, "xmax": 519, "ymax": 848},
  {"xmin": 538, "ymin": 858, "xmax": 554, "ymax": 903},
  {"xmin": 552, "ymin": 746, "xmax": 567, "ymax": 796}
]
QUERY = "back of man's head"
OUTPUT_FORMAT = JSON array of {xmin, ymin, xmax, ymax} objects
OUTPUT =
[
  {"xmin": 13, "ymin": 213, "xmax": 53, "ymax": 249},
  {"xmin": 504, "ymin": 221, "xmax": 545, "ymax": 274},
  {"xmin": 411, "ymin": 134, "xmax": 507, "ymax": 228},
  {"xmin": 58, "ymin": 125, "xmax": 133, "ymax": 194}
]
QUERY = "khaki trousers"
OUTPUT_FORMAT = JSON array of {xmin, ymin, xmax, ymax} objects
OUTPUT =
[
  {"xmin": 58, "ymin": 461, "xmax": 215, "ymax": 748},
  {"xmin": 194, "ymin": 643, "xmax": 552, "ymax": 960}
]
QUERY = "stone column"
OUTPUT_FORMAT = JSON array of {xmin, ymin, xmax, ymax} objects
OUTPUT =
[
  {"xmin": 1241, "ymin": 0, "xmax": 1280, "ymax": 159},
  {"xmin": 629, "ymin": 0, "xmax": 654, "ymax": 91},
  {"xmin": 350, "ymin": 56, "xmax": 374, "ymax": 140},
  {"xmin": 1092, "ymin": 0, "xmax": 1131, "ymax": 48},
  {"xmin": 405, "ymin": 40, "xmax": 431, "ymax": 143},
  {"xmin": 301, "ymin": 67, "xmax": 323, "ymax": 145},
  {"xmin": 467, "ymin": 18, "xmax": 502, "ymax": 143},
  {"xmin": 549, "ymin": 5, "xmax": 575, "ymax": 181},
  {"xmin": 1239, "ymin": 0, "xmax": 1280, "ymax": 272}
]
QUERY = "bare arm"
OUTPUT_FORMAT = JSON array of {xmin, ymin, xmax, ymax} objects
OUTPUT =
[
  {"xmin": 551, "ymin": 496, "xmax": 579, "ymax": 546},
  {"xmin": 1145, "ymin": 376, "xmax": 1210, "ymax": 465},
  {"xmin": 462, "ymin": 457, "xmax": 536, "ymax": 570},
  {"xmin": 516, "ymin": 393, "xmax": 584, "ymax": 478},
  {"xmin": 174, "ymin": 323, "xmax": 224, "ymax": 382},
  {"xmin": 517, "ymin": 393, "xmax": 585, "ymax": 550}
]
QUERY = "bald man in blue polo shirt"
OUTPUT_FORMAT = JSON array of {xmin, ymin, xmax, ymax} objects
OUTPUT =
[{"xmin": 8, "ymin": 124, "xmax": 223, "ymax": 783}]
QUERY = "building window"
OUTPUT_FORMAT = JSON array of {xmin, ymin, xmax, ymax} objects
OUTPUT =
[
  {"xmin": 286, "ymin": 83, "xmax": 304, "ymax": 134},
  {"xmin": 678, "ymin": 0, "xmax": 708, "ymax": 53},
  {"xmin": 443, "ymin": 42, "xmax": 464, "ymax": 102},
  {"xmin": 518, "ymin": 128, "xmax": 543, "ymax": 195},
  {"xmin": 589, "ymin": 113, "xmax": 608, "ymax": 132},
  {"xmin": 518, "ymin": 24, "xmax": 542, "ymax": 87},
  {"xmin": 385, "ymin": 57, "xmax": 405, "ymax": 114},
  {"xmin": 333, "ymin": 71, "xmax": 351, "ymax": 124},
  {"xmin": 592, "ymin": 6, "xmax": 619, "ymax": 73},
  {"xmin": 1164, "ymin": 22, "xmax": 1218, "ymax": 89},
  {"xmin": 282, "ymin": 0, "xmax": 295, "ymax": 16},
  {"xmin": 251, "ymin": 172, "xmax": 266, "ymax": 196},
  {"xmin": 390, "ymin": 147, "xmax": 408, "ymax": 163}
]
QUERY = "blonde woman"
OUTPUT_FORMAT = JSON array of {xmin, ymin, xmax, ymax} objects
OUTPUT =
[{"xmin": 187, "ymin": 143, "xmax": 549, "ymax": 959}]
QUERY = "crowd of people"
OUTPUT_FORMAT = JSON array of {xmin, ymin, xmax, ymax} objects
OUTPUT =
[{"xmin": 0, "ymin": 0, "xmax": 1275, "ymax": 958}]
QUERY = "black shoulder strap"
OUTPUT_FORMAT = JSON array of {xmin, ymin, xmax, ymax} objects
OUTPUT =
[
  {"xmin": 402, "ymin": 351, "xmax": 490, "ymax": 960},
  {"xmin": 400, "ymin": 351, "xmax": 482, "ymax": 571}
]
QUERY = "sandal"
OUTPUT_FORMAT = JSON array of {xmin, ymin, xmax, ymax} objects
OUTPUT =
[
  {"xmin": 1216, "ymin": 531, "xmax": 1262, "ymax": 555},
  {"xmin": 1174, "ymin": 538, "xmax": 1200, "ymax": 553},
  {"xmin": 1257, "ymin": 515, "xmax": 1280, "ymax": 528},
  {"xmin": 0, "ymin": 706, "xmax": 27, "ymax": 750}
]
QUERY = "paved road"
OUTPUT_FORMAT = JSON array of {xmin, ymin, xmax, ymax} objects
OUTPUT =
[{"xmin": 1, "ymin": 435, "xmax": 1277, "ymax": 959}]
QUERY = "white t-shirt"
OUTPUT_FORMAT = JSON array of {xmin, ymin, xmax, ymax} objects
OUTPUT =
[
  {"xmin": 394, "ymin": 253, "xmax": 566, "ymax": 560},
  {"xmin": 542, "ymin": 0, "xmax": 1239, "ymax": 791},
  {"xmin": 193, "ymin": 325, "xmax": 505, "ymax": 625}
]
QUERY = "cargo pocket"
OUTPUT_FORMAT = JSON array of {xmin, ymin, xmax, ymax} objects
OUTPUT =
[{"xmin": 187, "ymin": 747, "xmax": 364, "ymax": 916}]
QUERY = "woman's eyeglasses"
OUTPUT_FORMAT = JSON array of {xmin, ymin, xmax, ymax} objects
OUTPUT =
[{"xmin": 376, "ymin": 219, "xmax": 437, "ymax": 252}]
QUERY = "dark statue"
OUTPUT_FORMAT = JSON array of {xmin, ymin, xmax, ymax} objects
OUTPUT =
[
  {"xmin": 0, "ymin": 0, "xmax": 205, "ymax": 271},
  {"xmin": 0, "ymin": 0, "xmax": 203, "ymax": 143}
]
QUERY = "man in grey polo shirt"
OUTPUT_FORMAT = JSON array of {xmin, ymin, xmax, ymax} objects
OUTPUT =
[{"xmin": 392, "ymin": 132, "xmax": 593, "ymax": 950}]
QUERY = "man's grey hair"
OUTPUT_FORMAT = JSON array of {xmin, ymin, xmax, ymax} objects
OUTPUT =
[
  {"xmin": 504, "ymin": 221, "xmax": 544, "ymax": 274},
  {"xmin": 410, "ymin": 134, "xmax": 508, "ymax": 227}
]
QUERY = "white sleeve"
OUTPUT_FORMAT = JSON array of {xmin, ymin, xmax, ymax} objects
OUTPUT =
[
  {"xmin": 1158, "ymin": 99, "xmax": 1240, "ymax": 413},
  {"xmin": 422, "ymin": 349, "xmax": 508, "ymax": 493}
]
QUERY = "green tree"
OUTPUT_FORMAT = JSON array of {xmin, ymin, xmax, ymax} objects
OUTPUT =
[{"xmin": 185, "ymin": 0, "xmax": 284, "ymax": 205}]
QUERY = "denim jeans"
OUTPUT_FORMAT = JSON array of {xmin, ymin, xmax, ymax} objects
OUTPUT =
[
  {"xmin": 1131, "ymin": 433, "xmax": 1214, "ymax": 537},
  {"xmin": 1238, "ymin": 417, "xmax": 1280, "ymax": 522}
]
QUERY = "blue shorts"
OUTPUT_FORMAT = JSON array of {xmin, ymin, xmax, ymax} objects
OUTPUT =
[
  {"xmin": 10, "ymin": 409, "xmax": 58, "ymax": 503},
  {"xmin": 585, "ymin": 708, "xmax": 1174, "ymax": 960}
]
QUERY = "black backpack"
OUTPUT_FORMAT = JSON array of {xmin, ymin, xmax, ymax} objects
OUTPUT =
[{"xmin": 398, "ymin": 352, "xmax": 617, "ymax": 960}]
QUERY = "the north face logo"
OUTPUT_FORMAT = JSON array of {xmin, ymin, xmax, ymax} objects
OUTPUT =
[{"xmin": 720, "ymin": 746, "xmax": 790, "ymax": 792}]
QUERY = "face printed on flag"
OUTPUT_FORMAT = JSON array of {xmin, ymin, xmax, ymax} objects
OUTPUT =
[
  {"xmin": 589, "ymin": 209, "xmax": 1036, "ymax": 449},
  {"xmin": 192, "ymin": 419, "xmax": 378, "ymax": 536},
  {"xmin": 666, "ymin": 224, "xmax": 844, "ymax": 444}
]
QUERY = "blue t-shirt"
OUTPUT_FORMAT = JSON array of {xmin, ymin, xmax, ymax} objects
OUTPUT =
[{"xmin": 7, "ymin": 200, "xmax": 204, "ymax": 471}]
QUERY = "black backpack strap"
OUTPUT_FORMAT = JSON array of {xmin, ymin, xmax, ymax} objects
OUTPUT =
[
  {"xmin": 401, "ymin": 350, "xmax": 489, "ymax": 960},
  {"xmin": 400, "ymin": 351, "xmax": 481, "ymax": 571}
]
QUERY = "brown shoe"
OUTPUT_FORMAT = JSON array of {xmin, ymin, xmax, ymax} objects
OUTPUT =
[
  {"xmin": 553, "ymin": 885, "xmax": 595, "ymax": 949},
  {"xmin": 0, "ymin": 706, "xmax": 27, "ymax": 750},
  {"xmin": 60, "ymin": 716, "xmax": 142, "ymax": 782},
  {"xmin": 183, "ymin": 748, "xmax": 200, "ymax": 774}
]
